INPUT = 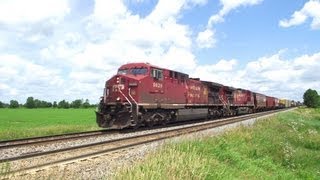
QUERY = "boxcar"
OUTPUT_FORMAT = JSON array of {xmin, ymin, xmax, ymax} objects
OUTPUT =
[{"xmin": 266, "ymin": 96, "xmax": 276, "ymax": 109}]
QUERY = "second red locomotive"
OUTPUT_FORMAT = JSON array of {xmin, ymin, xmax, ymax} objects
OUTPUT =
[{"xmin": 96, "ymin": 63, "xmax": 282, "ymax": 129}]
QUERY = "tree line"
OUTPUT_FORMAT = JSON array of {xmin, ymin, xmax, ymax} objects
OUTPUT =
[
  {"xmin": 0, "ymin": 97, "xmax": 96, "ymax": 109},
  {"xmin": 303, "ymin": 89, "xmax": 320, "ymax": 108}
]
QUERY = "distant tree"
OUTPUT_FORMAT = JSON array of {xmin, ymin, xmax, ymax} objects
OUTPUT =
[
  {"xmin": 90, "ymin": 103, "xmax": 98, "ymax": 108},
  {"xmin": 0, "ymin": 101, "xmax": 4, "ymax": 108},
  {"xmin": 39, "ymin": 100, "xmax": 46, "ymax": 108},
  {"xmin": 58, "ymin": 100, "xmax": 69, "ymax": 109},
  {"xmin": 9, "ymin": 100, "xmax": 19, "ymax": 108},
  {"xmin": 303, "ymin": 89, "xmax": 320, "ymax": 108},
  {"xmin": 71, "ymin": 99, "xmax": 83, "ymax": 108},
  {"xmin": 25, "ymin": 97, "xmax": 35, "ymax": 109},
  {"xmin": 47, "ymin": 102, "xmax": 53, "ymax": 108},
  {"xmin": 82, "ymin": 99, "xmax": 90, "ymax": 108},
  {"xmin": 53, "ymin": 101, "xmax": 57, "ymax": 108},
  {"xmin": 34, "ymin": 99, "xmax": 41, "ymax": 108}
]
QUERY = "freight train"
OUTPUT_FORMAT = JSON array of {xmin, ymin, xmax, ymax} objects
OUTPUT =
[{"xmin": 96, "ymin": 63, "xmax": 295, "ymax": 129}]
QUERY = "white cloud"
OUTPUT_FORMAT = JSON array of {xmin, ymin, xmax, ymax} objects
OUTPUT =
[
  {"xmin": 197, "ymin": 0, "xmax": 263, "ymax": 49},
  {"xmin": 65, "ymin": 0, "xmax": 198, "ymax": 75},
  {"xmin": 147, "ymin": 0, "xmax": 207, "ymax": 23},
  {"xmin": 196, "ymin": 29, "xmax": 216, "ymax": 48},
  {"xmin": 208, "ymin": 0, "xmax": 263, "ymax": 27},
  {"xmin": 31, "ymin": 0, "xmax": 201, "ymax": 102},
  {"xmin": 156, "ymin": 46, "xmax": 196, "ymax": 70},
  {"xmin": 0, "ymin": 0, "xmax": 70, "ymax": 25},
  {"xmin": 279, "ymin": 0, "xmax": 320, "ymax": 29},
  {"xmin": 40, "ymin": 32, "xmax": 84, "ymax": 60},
  {"xmin": 192, "ymin": 51, "xmax": 320, "ymax": 101},
  {"xmin": 0, "ymin": 54, "xmax": 64, "ymax": 101},
  {"xmin": 192, "ymin": 59, "xmax": 240, "ymax": 86}
]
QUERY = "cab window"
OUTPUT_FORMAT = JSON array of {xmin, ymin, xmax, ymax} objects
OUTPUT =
[
  {"xmin": 169, "ymin": 71, "xmax": 177, "ymax": 79},
  {"xmin": 118, "ymin": 69, "xmax": 128, "ymax": 75},
  {"xmin": 151, "ymin": 68, "xmax": 163, "ymax": 80},
  {"xmin": 131, "ymin": 68, "xmax": 148, "ymax": 75},
  {"xmin": 118, "ymin": 67, "xmax": 148, "ymax": 75}
]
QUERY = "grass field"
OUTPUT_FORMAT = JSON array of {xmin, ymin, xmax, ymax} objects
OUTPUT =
[
  {"xmin": 0, "ymin": 108, "xmax": 101, "ymax": 141},
  {"xmin": 116, "ymin": 108, "xmax": 320, "ymax": 179}
]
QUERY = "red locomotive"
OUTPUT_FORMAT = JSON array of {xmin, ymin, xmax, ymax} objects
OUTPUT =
[{"xmin": 96, "ymin": 62, "xmax": 283, "ymax": 129}]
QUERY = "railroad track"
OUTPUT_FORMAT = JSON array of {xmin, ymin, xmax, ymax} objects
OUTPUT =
[
  {"xmin": 0, "ymin": 114, "xmax": 245, "ymax": 149},
  {"xmin": 0, "ymin": 110, "xmax": 276, "ymax": 150},
  {"xmin": 0, "ymin": 129, "xmax": 121, "ymax": 149},
  {"xmin": 0, "ymin": 108, "xmax": 293, "ymax": 178}
]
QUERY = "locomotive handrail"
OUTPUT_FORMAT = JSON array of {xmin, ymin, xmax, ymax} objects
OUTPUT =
[
  {"xmin": 118, "ymin": 88, "xmax": 133, "ymax": 112},
  {"xmin": 128, "ymin": 88, "xmax": 138, "ymax": 105},
  {"xmin": 128, "ymin": 88, "xmax": 139, "ymax": 119}
]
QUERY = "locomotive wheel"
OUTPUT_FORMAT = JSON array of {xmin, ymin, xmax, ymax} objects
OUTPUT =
[
  {"xmin": 133, "ymin": 122, "xmax": 141, "ymax": 129},
  {"xmin": 161, "ymin": 117, "xmax": 168, "ymax": 126},
  {"xmin": 146, "ymin": 120, "xmax": 154, "ymax": 128}
]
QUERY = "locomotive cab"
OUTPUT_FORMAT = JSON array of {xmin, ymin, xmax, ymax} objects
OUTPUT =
[{"xmin": 97, "ymin": 63, "xmax": 150, "ymax": 129}]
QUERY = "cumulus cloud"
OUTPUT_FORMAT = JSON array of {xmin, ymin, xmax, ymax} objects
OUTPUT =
[
  {"xmin": 192, "ymin": 51, "xmax": 320, "ymax": 101},
  {"xmin": 25, "ymin": 0, "xmax": 202, "ymax": 102},
  {"xmin": 0, "ymin": 0, "xmax": 70, "ymax": 25},
  {"xmin": 0, "ymin": 54, "xmax": 64, "ymax": 101},
  {"xmin": 0, "ymin": 0, "xmax": 318, "ymax": 104},
  {"xmin": 69, "ymin": 0, "xmax": 199, "ymax": 73},
  {"xmin": 279, "ymin": 0, "xmax": 320, "ymax": 29},
  {"xmin": 196, "ymin": 29, "xmax": 216, "ymax": 48},
  {"xmin": 197, "ymin": 0, "xmax": 263, "ymax": 48},
  {"xmin": 208, "ymin": 0, "xmax": 263, "ymax": 27}
]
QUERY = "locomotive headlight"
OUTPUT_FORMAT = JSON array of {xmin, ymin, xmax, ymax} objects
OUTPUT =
[
  {"xmin": 116, "ymin": 97, "xmax": 121, "ymax": 101},
  {"xmin": 116, "ymin": 77, "xmax": 120, "ymax": 84},
  {"xmin": 129, "ymin": 82, "xmax": 138, "ymax": 87}
]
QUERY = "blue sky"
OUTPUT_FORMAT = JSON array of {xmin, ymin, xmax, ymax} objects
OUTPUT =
[{"xmin": 0, "ymin": 0, "xmax": 320, "ymax": 104}]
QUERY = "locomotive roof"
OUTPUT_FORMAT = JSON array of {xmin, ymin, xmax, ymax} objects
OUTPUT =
[
  {"xmin": 201, "ymin": 81, "xmax": 224, "ymax": 87},
  {"xmin": 119, "ymin": 62, "xmax": 188, "ymax": 76},
  {"xmin": 118, "ymin": 62, "xmax": 157, "ymax": 69}
]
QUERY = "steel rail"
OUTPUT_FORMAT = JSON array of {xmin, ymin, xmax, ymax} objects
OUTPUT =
[{"xmin": 0, "ymin": 129, "xmax": 120, "ymax": 149}]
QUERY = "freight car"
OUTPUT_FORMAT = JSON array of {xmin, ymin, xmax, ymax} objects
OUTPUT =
[
  {"xmin": 279, "ymin": 99, "xmax": 291, "ymax": 108},
  {"xmin": 96, "ymin": 63, "xmax": 291, "ymax": 129},
  {"xmin": 253, "ymin": 93, "xmax": 267, "ymax": 112}
]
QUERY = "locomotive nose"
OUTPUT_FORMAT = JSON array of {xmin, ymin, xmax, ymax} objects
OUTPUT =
[{"xmin": 106, "ymin": 75, "xmax": 139, "ymax": 103}]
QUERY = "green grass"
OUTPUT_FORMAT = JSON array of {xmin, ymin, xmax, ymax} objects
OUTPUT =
[
  {"xmin": 0, "ymin": 108, "xmax": 101, "ymax": 141},
  {"xmin": 116, "ymin": 108, "xmax": 320, "ymax": 179}
]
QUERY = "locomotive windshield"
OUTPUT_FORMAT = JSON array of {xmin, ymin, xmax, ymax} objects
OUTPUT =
[
  {"xmin": 117, "ymin": 67, "xmax": 148, "ymax": 75},
  {"xmin": 118, "ymin": 69, "xmax": 128, "ymax": 75},
  {"xmin": 131, "ymin": 68, "xmax": 148, "ymax": 75}
]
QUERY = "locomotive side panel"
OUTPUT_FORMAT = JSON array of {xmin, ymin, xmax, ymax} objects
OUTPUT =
[
  {"xmin": 139, "ymin": 68, "xmax": 187, "ymax": 106},
  {"xmin": 254, "ymin": 93, "xmax": 267, "ymax": 110},
  {"xmin": 164, "ymin": 70, "xmax": 188, "ymax": 104},
  {"xmin": 219, "ymin": 86, "xmax": 234, "ymax": 105},
  {"xmin": 186, "ymin": 79, "xmax": 208, "ymax": 104},
  {"xmin": 233, "ymin": 89, "xmax": 254, "ymax": 106},
  {"xmin": 202, "ymin": 81, "xmax": 223, "ymax": 104}
]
